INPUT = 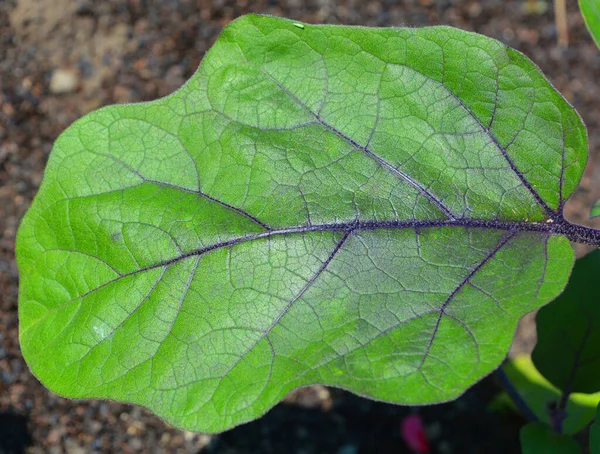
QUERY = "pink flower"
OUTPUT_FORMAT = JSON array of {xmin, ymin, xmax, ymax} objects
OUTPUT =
[{"xmin": 400, "ymin": 414, "xmax": 431, "ymax": 454}]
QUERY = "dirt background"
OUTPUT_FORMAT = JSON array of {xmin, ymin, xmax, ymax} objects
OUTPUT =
[{"xmin": 1, "ymin": 0, "xmax": 599, "ymax": 452}]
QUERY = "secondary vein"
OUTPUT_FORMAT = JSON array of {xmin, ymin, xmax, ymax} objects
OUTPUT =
[
  {"xmin": 254, "ymin": 66, "xmax": 457, "ymax": 221},
  {"xmin": 417, "ymin": 230, "xmax": 516, "ymax": 371}
]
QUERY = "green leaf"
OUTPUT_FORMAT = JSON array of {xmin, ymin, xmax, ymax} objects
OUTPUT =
[
  {"xmin": 502, "ymin": 356, "xmax": 600, "ymax": 435},
  {"xmin": 17, "ymin": 15, "xmax": 592, "ymax": 432},
  {"xmin": 520, "ymin": 422, "xmax": 581, "ymax": 454},
  {"xmin": 591, "ymin": 200, "xmax": 600, "ymax": 218},
  {"xmin": 533, "ymin": 250, "xmax": 600, "ymax": 394},
  {"xmin": 590, "ymin": 405, "xmax": 600, "ymax": 454},
  {"xmin": 580, "ymin": 0, "xmax": 600, "ymax": 48},
  {"xmin": 592, "ymin": 404, "xmax": 600, "ymax": 454}
]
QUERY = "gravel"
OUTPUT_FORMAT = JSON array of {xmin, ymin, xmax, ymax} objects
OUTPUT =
[{"xmin": 1, "ymin": 0, "xmax": 599, "ymax": 452}]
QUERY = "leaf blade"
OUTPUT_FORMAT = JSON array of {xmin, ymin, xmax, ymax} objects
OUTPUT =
[
  {"xmin": 520, "ymin": 422, "xmax": 581, "ymax": 454},
  {"xmin": 592, "ymin": 404, "xmax": 600, "ymax": 454},
  {"xmin": 580, "ymin": 0, "xmax": 600, "ymax": 48},
  {"xmin": 533, "ymin": 249, "xmax": 600, "ymax": 395},
  {"xmin": 17, "ymin": 15, "xmax": 586, "ymax": 432},
  {"xmin": 502, "ymin": 355, "xmax": 600, "ymax": 435}
]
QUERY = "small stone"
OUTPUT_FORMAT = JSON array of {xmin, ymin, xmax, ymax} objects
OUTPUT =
[
  {"xmin": 49, "ymin": 69, "xmax": 79, "ymax": 94},
  {"xmin": 46, "ymin": 428, "xmax": 63, "ymax": 445},
  {"xmin": 75, "ymin": 0, "xmax": 94, "ymax": 16},
  {"xmin": 128, "ymin": 437, "xmax": 143, "ymax": 450},
  {"xmin": 426, "ymin": 421, "xmax": 442, "ymax": 440},
  {"xmin": 521, "ymin": 0, "xmax": 548, "ymax": 15},
  {"xmin": 64, "ymin": 439, "xmax": 86, "ymax": 454},
  {"xmin": 337, "ymin": 444, "xmax": 358, "ymax": 454},
  {"xmin": 89, "ymin": 421, "xmax": 102, "ymax": 434}
]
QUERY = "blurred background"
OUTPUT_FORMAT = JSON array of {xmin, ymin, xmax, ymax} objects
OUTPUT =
[{"xmin": 0, "ymin": 0, "xmax": 599, "ymax": 452}]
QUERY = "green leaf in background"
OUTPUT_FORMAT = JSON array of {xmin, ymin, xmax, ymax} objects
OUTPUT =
[
  {"xmin": 580, "ymin": 0, "xmax": 600, "ymax": 48},
  {"xmin": 533, "ymin": 250, "xmax": 600, "ymax": 395},
  {"xmin": 520, "ymin": 422, "xmax": 581, "ymax": 454},
  {"xmin": 591, "ymin": 200, "xmax": 600, "ymax": 218},
  {"xmin": 17, "ymin": 14, "xmax": 593, "ymax": 432},
  {"xmin": 592, "ymin": 404, "xmax": 600, "ymax": 454},
  {"xmin": 502, "ymin": 356, "xmax": 600, "ymax": 435}
]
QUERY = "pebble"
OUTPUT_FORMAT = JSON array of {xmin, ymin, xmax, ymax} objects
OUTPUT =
[
  {"xmin": 337, "ymin": 444, "xmax": 358, "ymax": 454},
  {"xmin": 49, "ymin": 69, "xmax": 79, "ymax": 94},
  {"xmin": 64, "ymin": 439, "xmax": 86, "ymax": 454}
]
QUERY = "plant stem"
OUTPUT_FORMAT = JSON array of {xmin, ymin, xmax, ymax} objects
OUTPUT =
[
  {"xmin": 550, "ymin": 393, "xmax": 569, "ymax": 434},
  {"xmin": 552, "ymin": 219, "xmax": 600, "ymax": 247},
  {"xmin": 496, "ymin": 367, "xmax": 538, "ymax": 422},
  {"xmin": 555, "ymin": 0, "xmax": 569, "ymax": 48}
]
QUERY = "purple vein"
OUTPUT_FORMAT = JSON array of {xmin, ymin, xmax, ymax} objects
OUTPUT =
[
  {"xmin": 557, "ymin": 319, "xmax": 594, "ymax": 409},
  {"xmin": 93, "ymin": 150, "xmax": 271, "ymax": 231},
  {"xmin": 30, "ymin": 216, "xmax": 600, "ymax": 330},
  {"xmin": 218, "ymin": 230, "xmax": 351, "ymax": 379},
  {"xmin": 417, "ymin": 230, "xmax": 517, "ymax": 371},
  {"xmin": 255, "ymin": 67, "xmax": 457, "ymax": 221},
  {"xmin": 446, "ymin": 91, "xmax": 558, "ymax": 219}
]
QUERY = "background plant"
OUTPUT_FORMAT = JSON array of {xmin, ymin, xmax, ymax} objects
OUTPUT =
[{"xmin": 498, "ymin": 8, "xmax": 600, "ymax": 452}]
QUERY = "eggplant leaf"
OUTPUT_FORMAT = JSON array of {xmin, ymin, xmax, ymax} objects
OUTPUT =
[
  {"xmin": 520, "ymin": 423, "xmax": 581, "ymax": 454},
  {"xmin": 502, "ymin": 355, "xmax": 600, "ymax": 435},
  {"xmin": 591, "ymin": 200, "xmax": 600, "ymax": 218},
  {"xmin": 592, "ymin": 404, "xmax": 600, "ymax": 454},
  {"xmin": 533, "ymin": 250, "xmax": 600, "ymax": 394},
  {"xmin": 580, "ymin": 0, "xmax": 600, "ymax": 48},
  {"xmin": 17, "ymin": 15, "xmax": 596, "ymax": 432}
]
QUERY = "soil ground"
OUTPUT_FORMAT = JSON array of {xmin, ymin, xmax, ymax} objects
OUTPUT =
[{"xmin": 1, "ymin": 0, "xmax": 599, "ymax": 452}]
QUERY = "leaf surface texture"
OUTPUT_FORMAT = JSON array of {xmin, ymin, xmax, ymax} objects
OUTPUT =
[{"xmin": 17, "ymin": 15, "xmax": 585, "ymax": 432}]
